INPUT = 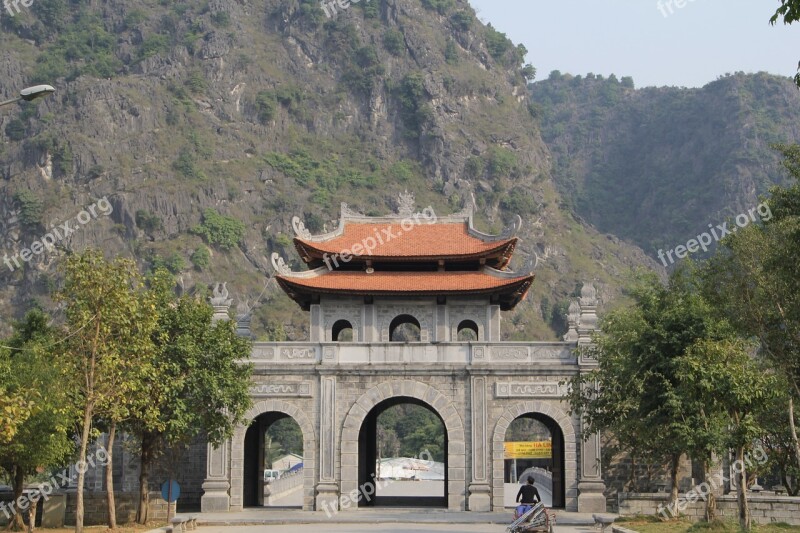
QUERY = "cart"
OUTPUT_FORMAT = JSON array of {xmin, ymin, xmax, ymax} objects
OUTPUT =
[{"xmin": 506, "ymin": 502, "xmax": 556, "ymax": 533}]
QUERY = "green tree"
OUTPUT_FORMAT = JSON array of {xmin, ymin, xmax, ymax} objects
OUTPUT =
[
  {"xmin": 0, "ymin": 355, "xmax": 32, "ymax": 447},
  {"xmin": 677, "ymin": 339, "xmax": 780, "ymax": 530},
  {"xmin": 192, "ymin": 208, "xmax": 246, "ymax": 250},
  {"xmin": 56, "ymin": 251, "xmax": 158, "ymax": 533},
  {"xmin": 566, "ymin": 268, "xmax": 731, "ymax": 516},
  {"xmin": 757, "ymin": 379, "xmax": 800, "ymax": 495},
  {"xmin": 191, "ymin": 246, "xmax": 211, "ymax": 270},
  {"xmin": 770, "ymin": 1, "xmax": 800, "ymax": 86},
  {"xmin": 0, "ymin": 311, "xmax": 74, "ymax": 531},
  {"xmin": 130, "ymin": 270, "xmax": 252, "ymax": 523},
  {"xmin": 702, "ymin": 143, "xmax": 800, "ymax": 485}
]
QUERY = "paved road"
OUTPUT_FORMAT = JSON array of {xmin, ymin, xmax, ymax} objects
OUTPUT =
[{"xmin": 195, "ymin": 523, "xmax": 598, "ymax": 533}]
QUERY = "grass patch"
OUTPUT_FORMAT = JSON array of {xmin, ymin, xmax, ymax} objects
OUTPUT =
[{"xmin": 617, "ymin": 516, "xmax": 800, "ymax": 533}]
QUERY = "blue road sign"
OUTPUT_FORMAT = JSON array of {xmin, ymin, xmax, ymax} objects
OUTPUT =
[{"xmin": 161, "ymin": 479, "xmax": 180, "ymax": 503}]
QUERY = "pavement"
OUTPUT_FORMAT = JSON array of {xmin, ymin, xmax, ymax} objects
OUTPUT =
[
  {"xmin": 145, "ymin": 508, "xmax": 611, "ymax": 533},
  {"xmin": 185, "ymin": 523, "xmax": 606, "ymax": 533},
  {"xmin": 191, "ymin": 508, "xmax": 600, "ymax": 525}
]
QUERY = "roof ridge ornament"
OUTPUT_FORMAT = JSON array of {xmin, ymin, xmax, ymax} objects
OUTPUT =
[
  {"xmin": 500, "ymin": 214, "xmax": 523, "ymax": 239},
  {"xmin": 271, "ymin": 252, "xmax": 293, "ymax": 276},
  {"xmin": 397, "ymin": 190, "xmax": 415, "ymax": 217},
  {"xmin": 291, "ymin": 216, "xmax": 313, "ymax": 239}
]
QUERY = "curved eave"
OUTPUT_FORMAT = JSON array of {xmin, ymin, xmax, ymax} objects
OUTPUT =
[
  {"xmin": 294, "ymin": 237, "xmax": 518, "ymax": 269},
  {"xmin": 275, "ymin": 271, "xmax": 534, "ymax": 312}
]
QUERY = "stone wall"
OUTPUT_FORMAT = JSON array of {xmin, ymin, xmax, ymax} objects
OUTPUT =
[
  {"xmin": 602, "ymin": 451, "xmax": 693, "ymax": 511},
  {"xmin": 618, "ymin": 492, "xmax": 800, "ymax": 526},
  {"xmin": 149, "ymin": 437, "xmax": 208, "ymax": 511},
  {"xmin": 62, "ymin": 491, "xmax": 175, "ymax": 526}
]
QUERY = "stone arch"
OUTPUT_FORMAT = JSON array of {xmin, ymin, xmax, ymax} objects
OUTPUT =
[
  {"xmin": 230, "ymin": 399, "xmax": 317, "ymax": 511},
  {"xmin": 389, "ymin": 314, "xmax": 421, "ymax": 341},
  {"xmin": 378, "ymin": 305, "xmax": 433, "ymax": 342},
  {"xmin": 332, "ymin": 319, "xmax": 355, "ymax": 342},
  {"xmin": 448, "ymin": 306, "xmax": 486, "ymax": 341},
  {"xmin": 455, "ymin": 319, "xmax": 480, "ymax": 341},
  {"xmin": 323, "ymin": 307, "xmax": 363, "ymax": 342},
  {"xmin": 339, "ymin": 380, "xmax": 466, "ymax": 511},
  {"xmin": 491, "ymin": 401, "xmax": 578, "ymax": 512}
]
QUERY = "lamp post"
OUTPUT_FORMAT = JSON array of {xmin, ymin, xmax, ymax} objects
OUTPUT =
[{"xmin": 0, "ymin": 85, "xmax": 55, "ymax": 108}]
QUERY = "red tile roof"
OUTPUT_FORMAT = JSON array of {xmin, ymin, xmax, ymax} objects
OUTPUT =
[
  {"xmin": 295, "ymin": 223, "xmax": 516, "ymax": 266},
  {"xmin": 276, "ymin": 270, "xmax": 534, "ymax": 310}
]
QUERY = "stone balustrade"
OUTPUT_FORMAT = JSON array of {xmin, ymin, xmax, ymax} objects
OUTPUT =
[{"xmin": 248, "ymin": 342, "xmax": 579, "ymax": 366}]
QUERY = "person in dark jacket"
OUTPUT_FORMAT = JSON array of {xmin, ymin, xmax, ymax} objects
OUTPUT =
[{"xmin": 516, "ymin": 477, "xmax": 542, "ymax": 505}]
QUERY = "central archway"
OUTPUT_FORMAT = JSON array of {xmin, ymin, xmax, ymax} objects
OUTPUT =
[
  {"xmin": 340, "ymin": 380, "xmax": 467, "ymax": 511},
  {"xmin": 358, "ymin": 397, "xmax": 447, "ymax": 507}
]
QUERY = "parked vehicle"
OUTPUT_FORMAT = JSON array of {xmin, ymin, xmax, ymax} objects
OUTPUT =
[{"xmin": 263, "ymin": 469, "xmax": 281, "ymax": 483}]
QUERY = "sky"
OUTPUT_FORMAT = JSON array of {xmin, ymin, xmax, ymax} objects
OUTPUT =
[{"xmin": 468, "ymin": 0, "xmax": 800, "ymax": 88}]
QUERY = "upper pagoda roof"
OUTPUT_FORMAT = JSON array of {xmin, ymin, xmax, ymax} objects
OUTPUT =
[
  {"xmin": 291, "ymin": 200, "xmax": 521, "ymax": 269},
  {"xmin": 271, "ymin": 258, "xmax": 534, "ymax": 311},
  {"xmin": 271, "ymin": 194, "xmax": 534, "ymax": 310}
]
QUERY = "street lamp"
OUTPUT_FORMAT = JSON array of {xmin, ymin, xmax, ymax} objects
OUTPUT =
[{"xmin": 0, "ymin": 85, "xmax": 56, "ymax": 108}]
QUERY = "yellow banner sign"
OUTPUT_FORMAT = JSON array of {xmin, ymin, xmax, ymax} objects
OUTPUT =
[{"xmin": 504, "ymin": 441, "xmax": 552, "ymax": 459}]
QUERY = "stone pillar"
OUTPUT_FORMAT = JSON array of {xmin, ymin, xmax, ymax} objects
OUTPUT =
[
  {"xmin": 310, "ymin": 304, "xmax": 322, "ymax": 342},
  {"xmin": 210, "ymin": 282, "xmax": 233, "ymax": 323},
  {"xmin": 436, "ymin": 303, "xmax": 447, "ymax": 342},
  {"xmin": 468, "ymin": 375, "xmax": 491, "ymax": 511},
  {"xmin": 236, "ymin": 300, "xmax": 253, "ymax": 338},
  {"xmin": 563, "ymin": 300, "xmax": 580, "ymax": 342},
  {"xmin": 577, "ymin": 281, "xmax": 606, "ymax": 512},
  {"xmin": 364, "ymin": 301, "xmax": 376, "ymax": 342},
  {"xmin": 201, "ymin": 442, "xmax": 231, "ymax": 512},
  {"xmin": 577, "ymin": 422, "xmax": 606, "ymax": 512},
  {"xmin": 577, "ymin": 282, "xmax": 598, "ymax": 347},
  {"xmin": 316, "ymin": 375, "xmax": 339, "ymax": 512},
  {"xmin": 488, "ymin": 305, "xmax": 501, "ymax": 341}
]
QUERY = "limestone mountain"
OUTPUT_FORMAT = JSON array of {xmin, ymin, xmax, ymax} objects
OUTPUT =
[
  {"xmin": 531, "ymin": 71, "xmax": 800, "ymax": 261},
  {"xmin": 0, "ymin": 0, "xmax": 655, "ymax": 341}
]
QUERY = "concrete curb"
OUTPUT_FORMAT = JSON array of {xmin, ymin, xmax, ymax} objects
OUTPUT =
[{"xmin": 612, "ymin": 526, "xmax": 640, "ymax": 533}]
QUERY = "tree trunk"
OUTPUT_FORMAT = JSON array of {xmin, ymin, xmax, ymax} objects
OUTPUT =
[
  {"xmin": 105, "ymin": 422, "xmax": 116, "ymax": 529},
  {"xmin": 11, "ymin": 465, "xmax": 24, "ymax": 531},
  {"xmin": 783, "ymin": 473, "xmax": 797, "ymax": 496},
  {"xmin": 27, "ymin": 494, "xmax": 37, "ymax": 533},
  {"xmin": 703, "ymin": 459, "xmax": 717, "ymax": 523},
  {"xmin": 789, "ymin": 395, "xmax": 800, "ymax": 481},
  {"xmin": 668, "ymin": 454, "xmax": 680, "ymax": 519},
  {"xmin": 75, "ymin": 403, "xmax": 93, "ymax": 533},
  {"xmin": 135, "ymin": 434, "xmax": 153, "ymax": 525},
  {"xmin": 735, "ymin": 446, "xmax": 751, "ymax": 531}
]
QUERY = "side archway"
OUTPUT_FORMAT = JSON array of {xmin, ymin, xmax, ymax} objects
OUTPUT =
[
  {"xmin": 492, "ymin": 401, "xmax": 578, "ymax": 512},
  {"xmin": 340, "ymin": 380, "xmax": 467, "ymax": 511},
  {"xmin": 230, "ymin": 399, "xmax": 317, "ymax": 511}
]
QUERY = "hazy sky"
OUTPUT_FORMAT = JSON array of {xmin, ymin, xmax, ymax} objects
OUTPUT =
[{"xmin": 468, "ymin": 0, "xmax": 800, "ymax": 88}]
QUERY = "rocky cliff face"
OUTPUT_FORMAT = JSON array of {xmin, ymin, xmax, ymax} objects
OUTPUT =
[
  {"xmin": 0, "ymin": 0, "xmax": 655, "ymax": 340},
  {"xmin": 531, "ymin": 71, "xmax": 800, "ymax": 259}
]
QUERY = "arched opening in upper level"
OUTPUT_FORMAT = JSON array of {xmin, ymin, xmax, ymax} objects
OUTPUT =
[
  {"xmin": 332, "ymin": 319, "xmax": 354, "ymax": 342},
  {"xmin": 456, "ymin": 320, "xmax": 479, "ymax": 341},
  {"xmin": 389, "ymin": 315, "xmax": 421, "ymax": 342}
]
